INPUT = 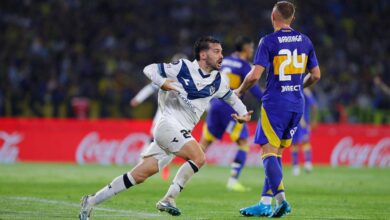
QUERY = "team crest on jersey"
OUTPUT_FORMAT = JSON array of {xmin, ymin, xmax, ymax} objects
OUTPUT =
[{"xmin": 209, "ymin": 86, "xmax": 216, "ymax": 95}]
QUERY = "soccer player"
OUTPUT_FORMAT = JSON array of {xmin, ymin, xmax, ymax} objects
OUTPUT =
[
  {"xmin": 79, "ymin": 36, "xmax": 253, "ymax": 219},
  {"xmin": 200, "ymin": 36, "xmax": 262, "ymax": 192},
  {"xmin": 236, "ymin": 1, "xmax": 321, "ymax": 217},
  {"xmin": 131, "ymin": 53, "xmax": 188, "ymax": 180},
  {"xmin": 291, "ymin": 88, "xmax": 318, "ymax": 176}
]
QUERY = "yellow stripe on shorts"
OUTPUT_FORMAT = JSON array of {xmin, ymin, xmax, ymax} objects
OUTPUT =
[
  {"xmin": 281, "ymin": 139, "xmax": 292, "ymax": 148},
  {"xmin": 229, "ymin": 122, "xmax": 243, "ymax": 142},
  {"xmin": 202, "ymin": 123, "xmax": 216, "ymax": 142},
  {"xmin": 261, "ymin": 107, "xmax": 281, "ymax": 147}
]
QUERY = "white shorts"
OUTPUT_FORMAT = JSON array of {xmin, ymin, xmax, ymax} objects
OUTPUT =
[
  {"xmin": 142, "ymin": 117, "xmax": 195, "ymax": 170},
  {"xmin": 141, "ymin": 142, "xmax": 174, "ymax": 171}
]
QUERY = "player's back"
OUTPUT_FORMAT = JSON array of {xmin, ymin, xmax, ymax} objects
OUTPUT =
[{"xmin": 255, "ymin": 28, "xmax": 318, "ymax": 113}]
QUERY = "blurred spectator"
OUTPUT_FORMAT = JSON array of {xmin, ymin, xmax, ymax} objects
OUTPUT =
[
  {"xmin": 0, "ymin": 0, "xmax": 389, "ymax": 123},
  {"xmin": 71, "ymin": 96, "xmax": 90, "ymax": 119}
]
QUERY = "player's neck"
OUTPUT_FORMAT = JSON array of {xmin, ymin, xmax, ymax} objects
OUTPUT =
[
  {"xmin": 198, "ymin": 61, "xmax": 213, "ymax": 74},
  {"xmin": 200, "ymin": 66, "xmax": 213, "ymax": 74},
  {"xmin": 273, "ymin": 22, "xmax": 291, "ymax": 31}
]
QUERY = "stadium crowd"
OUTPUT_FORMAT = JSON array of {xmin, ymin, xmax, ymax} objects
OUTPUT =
[{"xmin": 1, "ymin": 0, "xmax": 389, "ymax": 123}]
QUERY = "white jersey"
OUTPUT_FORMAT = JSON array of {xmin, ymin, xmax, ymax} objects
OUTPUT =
[{"xmin": 143, "ymin": 59, "xmax": 248, "ymax": 130}]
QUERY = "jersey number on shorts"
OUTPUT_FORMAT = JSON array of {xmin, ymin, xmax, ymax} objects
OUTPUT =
[
  {"xmin": 180, "ymin": 129, "xmax": 192, "ymax": 139},
  {"xmin": 278, "ymin": 49, "xmax": 306, "ymax": 81}
]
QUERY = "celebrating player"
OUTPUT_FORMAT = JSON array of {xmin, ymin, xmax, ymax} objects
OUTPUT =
[
  {"xmin": 131, "ymin": 53, "xmax": 188, "ymax": 180},
  {"xmin": 200, "ymin": 36, "xmax": 262, "ymax": 192},
  {"xmin": 236, "ymin": 1, "xmax": 321, "ymax": 217},
  {"xmin": 291, "ymin": 88, "xmax": 318, "ymax": 176},
  {"xmin": 79, "ymin": 36, "xmax": 253, "ymax": 219}
]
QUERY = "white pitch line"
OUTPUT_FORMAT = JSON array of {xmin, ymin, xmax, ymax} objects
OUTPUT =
[{"xmin": 1, "ymin": 196, "xmax": 161, "ymax": 218}]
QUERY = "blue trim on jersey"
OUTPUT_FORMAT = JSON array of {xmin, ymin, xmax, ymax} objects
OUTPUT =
[
  {"xmin": 177, "ymin": 62, "xmax": 221, "ymax": 100},
  {"xmin": 198, "ymin": 69, "xmax": 211, "ymax": 78},
  {"xmin": 158, "ymin": 63, "xmax": 167, "ymax": 77},
  {"xmin": 220, "ymin": 90, "xmax": 233, "ymax": 100}
]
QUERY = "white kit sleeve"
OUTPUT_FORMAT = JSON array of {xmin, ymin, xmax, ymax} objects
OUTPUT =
[
  {"xmin": 133, "ymin": 83, "xmax": 159, "ymax": 104},
  {"xmin": 221, "ymin": 91, "xmax": 248, "ymax": 116},
  {"xmin": 143, "ymin": 64, "xmax": 166, "ymax": 88}
]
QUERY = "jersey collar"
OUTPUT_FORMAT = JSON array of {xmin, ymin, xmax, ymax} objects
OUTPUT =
[
  {"xmin": 193, "ymin": 60, "xmax": 212, "ymax": 78},
  {"xmin": 275, "ymin": 27, "xmax": 293, "ymax": 32}
]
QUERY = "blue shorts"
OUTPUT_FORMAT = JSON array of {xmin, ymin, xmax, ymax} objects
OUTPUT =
[
  {"xmin": 254, "ymin": 106, "xmax": 302, "ymax": 148},
  {"xmin": 203, "ymin": 99, "xmax": 249, "ymax": 141}
]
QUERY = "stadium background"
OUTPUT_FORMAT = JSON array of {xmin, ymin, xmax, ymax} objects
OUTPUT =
[
  {"xmin": 1, "ymin": 0, "xmax": 390, "ymax": 123},
  {"xmin": 0, "ymin": 1, "xmax": 390, "ymax": 219}
]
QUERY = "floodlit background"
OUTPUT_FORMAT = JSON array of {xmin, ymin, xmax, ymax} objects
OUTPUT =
[{"xmin": 1, "ymin": 0, "xmax": 389, "ymax": 123}]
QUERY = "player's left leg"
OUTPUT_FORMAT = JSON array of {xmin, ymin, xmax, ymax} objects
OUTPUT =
[
  {"xmin": 79, "ymin": 155, "xmax": 160, "ymax": 220},
  {"xmin": 240, "ymin": 142, "xmax": 280, "ymax": 217},
  {"xmin": 270, "ymin": 114, "xmax": 302, "ymax": 218}
]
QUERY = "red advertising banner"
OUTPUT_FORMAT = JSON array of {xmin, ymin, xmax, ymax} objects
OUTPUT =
[{"xmin": 0, "ymin": 118, "xmax": 389, "ymax": 167}]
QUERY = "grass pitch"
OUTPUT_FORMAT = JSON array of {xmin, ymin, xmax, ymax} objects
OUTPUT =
[{"xmin": 0, "ymin": 163, "xmax": 389, "ymax": 219}]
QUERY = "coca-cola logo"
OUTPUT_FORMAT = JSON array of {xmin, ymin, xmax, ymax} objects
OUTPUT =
[
  {"xmin": 331, "ymin": 137, "xmax": 390, "ymax": 167},
  {"xmin": 76, "ymin": 132, "xmax": 150, "ymax": 165},
  {"xmin": 0, "ymin": 131, "xmax": 22, "ymax": 163}
]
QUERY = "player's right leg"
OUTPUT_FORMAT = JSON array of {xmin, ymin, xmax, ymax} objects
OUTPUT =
[
  {"xmin": 79, "ymin": 149, "xmax": 160, "ymax": 220},
  {"xmin": 152, "ymin": 117, "xmax": 205, "ymax": 216},
  {"xmin": 157, "ymin": 140, "xmax": 205, "ymax": 216}
]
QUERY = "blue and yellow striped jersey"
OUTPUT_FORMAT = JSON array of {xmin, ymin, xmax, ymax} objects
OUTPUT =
[
  {"xmin": 221, "ymin": 54, "xmax": 262, "ymax": 101},
  {"xmin": 254, "ymin": 28, "xmax": 319, "ymax": 113}
]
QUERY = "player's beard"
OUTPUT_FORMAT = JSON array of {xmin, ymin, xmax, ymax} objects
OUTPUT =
[{"xmin": 206, "ymin": 57, "xmax": 222, "ymax": 71}]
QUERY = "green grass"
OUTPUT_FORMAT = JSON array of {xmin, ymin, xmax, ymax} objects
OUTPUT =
[{"xmin": 0, "ymin": 163, "xmax": 389, "ymax": 219}]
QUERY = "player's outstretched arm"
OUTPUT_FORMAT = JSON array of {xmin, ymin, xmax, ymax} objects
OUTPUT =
[
  {"xmin": 303, "ymin": 66, "xmax": 321, "ymax": 88},
  {"xmin": 231, "ymin": 111, "xmax": 253, "ymax": 124},
  {"xmin": 236, "ymin": 65, "xmax": 265, "ymax": 97},
  {"xmin": 222, "ymin": 91, "xmax": 252, "ymax": 123},
  {"xmin": 130, "ymin": 83, "xmax": 159, "ymax": 107}
]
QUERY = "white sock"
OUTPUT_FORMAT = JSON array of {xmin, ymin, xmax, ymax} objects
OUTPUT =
[
  {"xmin": 89, "ymin": 173, "xmax": 136, "ymax": 205},
  {"xmin": 274, "ymin": 192, "xmax": 286, "ymax": 205},
  {"xmin": 227, "ymin": 177, "xmax": 238, "ymax": 187},
  {"xmin": 260, "ymin": 196, "xmax": 272, "ymax": 205},
  {"xmin": 163, "ymin": 160, "xmax": 198, "ymax": 201}
]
